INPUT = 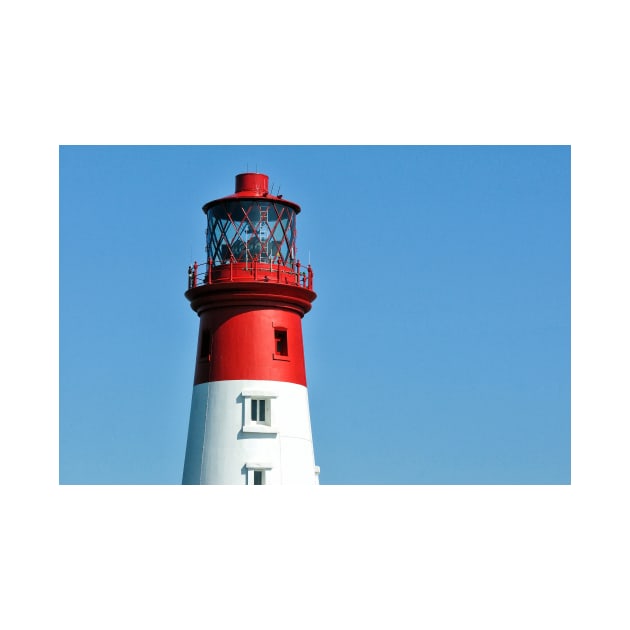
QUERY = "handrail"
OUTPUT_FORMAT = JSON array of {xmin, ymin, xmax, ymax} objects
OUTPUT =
[{"xmin": 187, "ymin": 258, "xmax": 313, "ymax": 291}]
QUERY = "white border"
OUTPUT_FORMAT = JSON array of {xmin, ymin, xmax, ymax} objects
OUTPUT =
[{"xmin": 4, "ymin": 1, "xmax": 629, "ymax": 628}]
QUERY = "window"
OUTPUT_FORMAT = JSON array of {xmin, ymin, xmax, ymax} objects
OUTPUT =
[
  {"xmin": 245, "ymin": 463, "xmax": 272, "ymax": 485},
  {"xmin": 273, "ymin": 325, "xmax": 289, "ymax": 361},
  {"xmin": 274, "ymin": 328, "xmax": 288, "ymax": 356},
  {"xmin": 199, "ymin": 330, "xmax": 211, "ymax": 361},
  {"xmin": 206, "ymin": 200, "xmax": 297, "ymax": 266},
  {"xmin": 251, "ymin": 399, "xmax": 267, "ymax": 424},
  {"xmin": 241, "ymin": 390, "xmax": 278, "ymax": 434}
]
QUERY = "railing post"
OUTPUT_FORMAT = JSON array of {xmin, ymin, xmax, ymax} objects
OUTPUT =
[
  {"xmin": 296, "ymin": 260, "xmax": 301, "ymax": 285},
  {"xmin": 307, "ymin": 264, "xmax": 313, "ymax": 290},
  {"xmin": 193, "ymin": 261, "xmax": 198, "ymax": 288},
  {"xmin": 206, "ymin": 258, "xmax": 212, "ymax": 285}
]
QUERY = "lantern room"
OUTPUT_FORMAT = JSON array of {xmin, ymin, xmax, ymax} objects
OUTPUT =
[{"xmin": 203, "ymin": 173, "xmax": 301, "ymax": 266}]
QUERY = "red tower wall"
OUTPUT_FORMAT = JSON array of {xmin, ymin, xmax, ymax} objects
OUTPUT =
[{"xmin": 187, "ymin": 281, "xmax": 315, "ymax": 387}]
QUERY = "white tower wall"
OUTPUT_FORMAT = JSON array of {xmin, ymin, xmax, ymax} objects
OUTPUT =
[{"xmin": 183, "ymin": 380, "xmax": 319, "ymax": 485}]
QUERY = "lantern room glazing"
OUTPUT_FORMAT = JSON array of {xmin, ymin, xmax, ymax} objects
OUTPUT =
[{"xmin": 205, "ymin": 199, "xmax": 298, "ymax": 266}]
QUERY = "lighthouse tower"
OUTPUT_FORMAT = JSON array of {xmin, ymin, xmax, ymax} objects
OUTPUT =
[{"xmin": 182, "ymin": 172, "xmax": 320, "ymax": 485}]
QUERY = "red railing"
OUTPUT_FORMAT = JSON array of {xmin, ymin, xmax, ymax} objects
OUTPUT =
[{"xmin": 187, "ymin": 258, "xmax": 313, "ymax": 290}]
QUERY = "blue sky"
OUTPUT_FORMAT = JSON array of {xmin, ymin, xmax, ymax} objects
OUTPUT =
[{"xmin": 60, "ymin": 145, "xmax": 570, "ymax": 484}]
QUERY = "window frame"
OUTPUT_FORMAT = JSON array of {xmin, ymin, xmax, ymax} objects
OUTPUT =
[
  {"xmin": 245, "ymin": 462, "xmax": 272, "ymax": 485},
  {"xmin": 241, "ymin": 390, "xmax": 278, "ymax": 434},
  {"xmin": 272, "ymin": 324, "xmax": 290, "ymax": 362},
  {"xmin": 250, "ymin": 398, "xmax": 268, "ymax": 425},
  {"xmin": 199, "ymin": 330, "xmax": 212, "ymax": 362}
]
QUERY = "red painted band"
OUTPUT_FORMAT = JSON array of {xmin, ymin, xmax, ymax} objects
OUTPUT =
[{"xmin": 186, "ymin": 282, "xmax": 316, "ymax": 387}]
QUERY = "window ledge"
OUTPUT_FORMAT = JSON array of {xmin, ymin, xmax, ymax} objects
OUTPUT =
[
  {"xmin": 242, "ymin": 425, "xmax": 278, "ymax": 435},
  {"xmin": 241, "ymin": 390, "xmax": 278, "ymax": 399}
]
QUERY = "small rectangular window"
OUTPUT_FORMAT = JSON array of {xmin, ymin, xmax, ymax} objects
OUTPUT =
[
  {"xmin": 241, "ymin": 391, "xmax": 277, "ymax": 434},
  {"xmin": 200, "ymin": 330, "xmax": 211, "ymax": 361},
  {"xmin": 246, "ymin": 465, "xmax": 270, "ymax": 485},
  {"xmin": 274, "ymin": 328, "xmax": 288, "ymax": 356},
  {"xmin": 251, "ymin": 399, "xmax": 266, "ymax": 423}
]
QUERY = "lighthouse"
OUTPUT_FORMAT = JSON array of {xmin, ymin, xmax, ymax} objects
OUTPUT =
[{"xmin": 182, "ymin": 172, "xmax": 320, "ymax": 485}]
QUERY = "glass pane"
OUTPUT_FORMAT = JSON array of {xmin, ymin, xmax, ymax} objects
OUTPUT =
[{"xmin": 207, "ymin": 201, "xmax": 297, "ymax": 265}]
